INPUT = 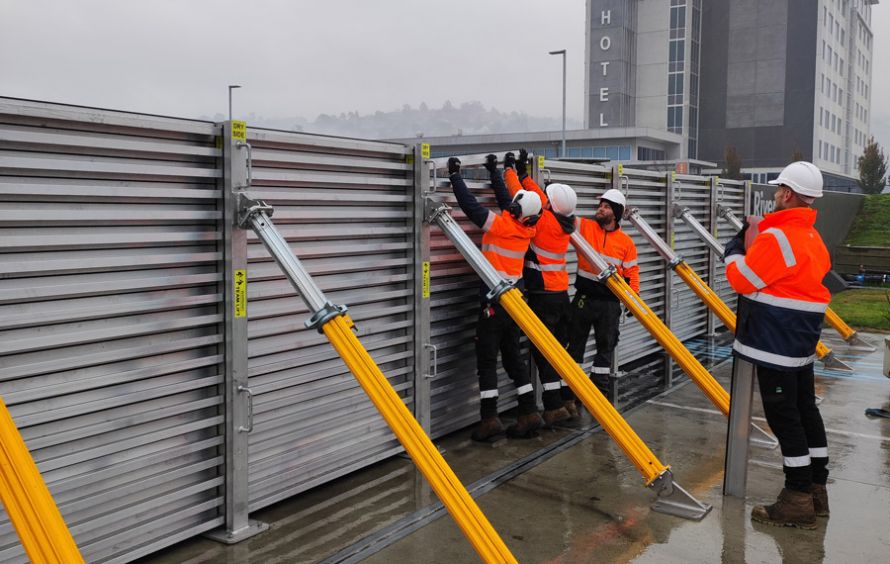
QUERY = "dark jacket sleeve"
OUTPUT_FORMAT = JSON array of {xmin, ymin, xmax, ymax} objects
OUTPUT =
[
  {"xmin": 449, "ymin": 172, "xmax": 489, "ymax": 229},
  {"xmin": 489, "ymin": 170, "xmax": 513, "ymax": 211}
]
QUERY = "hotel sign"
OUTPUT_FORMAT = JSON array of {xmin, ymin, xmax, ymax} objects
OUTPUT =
[{"xmin": 589, "ymin": 0, "xmax": 631, "ymax": 128}]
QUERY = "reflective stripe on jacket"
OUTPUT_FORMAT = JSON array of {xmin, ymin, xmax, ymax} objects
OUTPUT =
[
  {"xmin": 574, "ymin": 216, "xmax": 640, "ymax": 298},
  {"xmin": 480, "ymin": 209, "xmax": 536, "ymax": 282},
  {"xmin": 504, "ymin": 169, "xmax": 572, "ymax": 292},
  {"xmin": 725, "ymin": 207, "xmax": 831, "ymax": 371}
]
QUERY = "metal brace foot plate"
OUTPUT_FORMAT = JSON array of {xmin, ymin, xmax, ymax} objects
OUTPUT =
[
  {"xmin": 204, "ymin": 519, "xmax": 269, "ymax": 544},
  {"xmin": 649, "ymin": 472, "xmax": 712, "ymax": 521},
  {"xmin": 846, "ymin": 332, "xmax": 877, "ymax": 352},
  {"xmin": 750, "ymin": 423, "xmax": 779, "ymax": 450},
  {"xmin": 821, "ymin": 353, "xmax": 853, "ymax": 372}
]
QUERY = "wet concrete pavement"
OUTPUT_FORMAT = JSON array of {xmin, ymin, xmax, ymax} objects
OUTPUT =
[{"xmin": 140, "ymin": 332, "xmax": 890, "ymax": 563}]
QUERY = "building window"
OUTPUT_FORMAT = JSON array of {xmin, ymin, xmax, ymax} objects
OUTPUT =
[
  {"xmin": 638, "ymin": 146, "xmax": 666, "ymax": 161},
  {"xmin": 668, "ymin": 106, "xmax": 684, "ymax": 133}
]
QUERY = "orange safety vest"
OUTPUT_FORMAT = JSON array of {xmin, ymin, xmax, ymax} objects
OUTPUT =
[
  {"xmin": 575, "ymin": 217, "xmax": 640, "ymax": 293},
  {"xmin": 504, "ymin": 169, "xmax": 572, "ymax": 292},
  {"xmin": 725, "ymin": 207, "xmax": 831, "ymax": 370},
  {"xmin": 480, "ymin": 209, "xmax": 536, "ymax": 282}
]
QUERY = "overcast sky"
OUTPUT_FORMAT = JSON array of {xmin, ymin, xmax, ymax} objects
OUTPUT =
[{"xmin": 1, "ymin": 0, "xmax": 888, "ymax": 150}]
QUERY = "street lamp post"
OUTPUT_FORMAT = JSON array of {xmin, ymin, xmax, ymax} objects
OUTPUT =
[
  {"xmin": 548, "ymin": 50, "xmax": 566, "ymax": 158},
  {"xmin": 228, "ymin": 85, "xmax": 241, "ymax": 122}
]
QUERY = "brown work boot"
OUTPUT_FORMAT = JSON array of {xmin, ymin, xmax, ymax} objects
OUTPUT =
[
  {"xmin": 810, "ymin": 484, "xmax": 829, "ymax": 517},
  {"xmin": 506, "ymin": 412, "xmax": 543, "ymax": 438},
  {"xmin": 751, "ymin": 488, "xmax": 817, "ymax": 529},
  {"xmin": 563, "ymin": 400, "xmax": 580, "ymax": 419},
  {"xmin": 470, "ymin": 417, "xmax": 505, "ymax": 442},
  {"xmin": 542, "ymin": 406, "xmax": 571, "ymax": 428}
]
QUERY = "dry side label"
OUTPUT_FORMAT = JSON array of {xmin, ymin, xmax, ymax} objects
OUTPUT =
[
  {"xmin": 232, "ymin": 120, "xmax": 247, "ymax": 142},
  {"xmin": 537, "ymin": 156, "xmax": 545, "ymax": 169},
  {"xmin": 421, "ymin": 143, "xmax": 430, "ymax": 159},
  {"xmin": 234, "ymin": 269, "xmax": 247, "ymax": 318},
  {"xmin": 422, "ymin": 261, "xmax": 430, "ymax": 299}
]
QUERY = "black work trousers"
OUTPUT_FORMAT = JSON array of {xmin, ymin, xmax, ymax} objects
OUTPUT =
[
  {"xmin": 527, "ymin": 292, "xmax": 571, "ymax": 411},
  {"xmin": 757, "ymin": 363, "xmax": 829, "ymax": 492},
  {"xmin": 475, "ymin": 302, "xmax": 536, "ymax": 419},
  {"xmin": 566, "ymin": 294, "xmax": 621, "ymax": 400}
]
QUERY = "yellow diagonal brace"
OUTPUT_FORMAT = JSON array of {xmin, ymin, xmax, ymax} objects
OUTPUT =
[
  {"xmin": 823, "ymin": 307, "xmax": 856, "ymax": 341},
  {"xmin": 0, "ymin": 398, "xmax": 83, "ymax": 564},
  {"xmin": 321, "ymin": 315, "xmax": 516, "ymax": 564},
  {"xmin": 602, "ymin": 276, "xmax": 732, "ymax": 416},
  {"xmin": 499, "ymin": 289, "xmax": 669, "ymax": 485}
]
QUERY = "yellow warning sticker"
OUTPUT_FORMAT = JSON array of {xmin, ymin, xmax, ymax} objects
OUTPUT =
[
  {"xmin": 232, "ymin": 120, "xmax": 247, "ymax": 142},
  {"xmin": 617, "ymin": 163, "xmax": 624, "ymax": 175},
  {"xmin": 234, "ymin": 269, "xmax": 247, "ymax": 318},
  {"xmin": 421, "ymin": 143, "xmax": 430, "ymax": 159},
  {"xmin": 422, "ymin": 261, "xmax": 430, "ymax": 299},
  {"xmin": 537, "ymin": 156, "xmax": 545, "ymax": 169},
  {"xmin": 671, "ymin": 171, "xmax": 677, "ymax": 181}
]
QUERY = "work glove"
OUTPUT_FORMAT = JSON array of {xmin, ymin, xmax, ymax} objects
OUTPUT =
[
  {"xmin": 503, "ymin": 151, "xmax": 516, "ymax": 170},
  {"xmin": 722, "ymin": 218, "xmax": 749, "ymax": 260},
  {"xmin": 483, "ymin": 154, "xmax": 498, "ymax": 174},
  {"xmin": 517, "ymin": 148, "xmax": 529, "ymax": 177},
  {"xmin": 723, "ymin": 234, "xmax": 746, "ymax": 260},
  {"xmin": 447, "ymin": 157, "xmax": 461, "ymax": 175}
]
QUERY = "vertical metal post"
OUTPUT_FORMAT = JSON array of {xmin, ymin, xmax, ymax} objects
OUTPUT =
[
  {"xmin": 663, "ymin": 172, "xmax": 676, "ymax": 389},
  {"xmin": 412, "ymin": 144, "xmax": 433, "ymax": 435},
  {"xmin": 723, "ymin": 357, "xmax": 756, "ymax": 498},
  {"xmin": 560, "ymin": 52, "xmax": 567, "ymax": 158},
  {"xmin": 743, "ymin": 180, "xmax": 752, "ymax": 217},
  {"xmin": 207, "ymin": 120, "xmax": 267, "ymax": 543},
  {"xmin": 706, "ymin": 177, "xmax": 719, "ymax": 336}
]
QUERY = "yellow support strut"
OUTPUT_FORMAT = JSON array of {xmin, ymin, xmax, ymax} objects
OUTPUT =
[
  {"xmin": 0, "ymin": 398, "xmax": 84, "ymax": 564},
  {"xmin": 323, "ymin": 315, "xmax": 515, "ymax": 563},
  {"xmin": 242, "ymin": 203, "xmax": 515, "ymax": 563},
  {"xmin": 499, "ymin": 289, "xmax": 669, "ymax": 484}
]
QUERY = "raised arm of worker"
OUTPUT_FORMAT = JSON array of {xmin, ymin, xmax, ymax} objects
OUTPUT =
[
  {"xmin": 503, "ymin": 149, "xmax": 549, "ymax": 206},
  {"xmin": 447, "ymin": 157, "xmax": 491, "ymax": 230},
  {"xmin": 483, "ymin": 154, "xmax": 513, "ymax": 211}
]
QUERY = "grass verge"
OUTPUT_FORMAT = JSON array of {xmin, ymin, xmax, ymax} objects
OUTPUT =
[
  {"xmin": 829, "ymin": 288, "xmax": 890, "ymax": 331},
  {"xmin": 844, "ymin": 193, "xmax": 890, "ymax": 247}
]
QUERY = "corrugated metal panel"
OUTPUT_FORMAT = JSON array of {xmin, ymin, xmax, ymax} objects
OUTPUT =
[
  {"xmin": 545, "ymin": 161, "xmax": 669, "ymax": 368},
  {"xmin": 0, "ymin": 98, "xmax": 224, "ymax": 563},
  {"xmin": 242, "ymin": 128, "xmax": 416, "ymax": 509},
  {"xmin": 671, "ymin": 175, "xmax": 712, "ymax": 341},
  {"xmin": 427, "ymin": 170, "xmax": 530, "ymax": 438}
]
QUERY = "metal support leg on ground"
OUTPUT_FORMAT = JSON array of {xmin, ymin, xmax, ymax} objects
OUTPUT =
[
  {"xmin": 675, "ymin": 204, "xmax": 854, "ymax": 372},
  {"xmin": 425, "ymin": 197, "xmax": 711, "ymax": 521},
  {"xmin": 723, "ymin": 358, "xmax": 757, "ymax": 498},
  {"xmin": 239, "ymin": 191, "xmax": 516, "ymax": 562},
  {"xmin": 206, "ymin": 120, "xmax": 268, "ymax": 544}
]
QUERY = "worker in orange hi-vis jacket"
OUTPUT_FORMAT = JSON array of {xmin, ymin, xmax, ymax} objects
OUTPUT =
[
  {"xmin": 724, "ymin": 161, "xmax": 831, "ymax": 530},
  {"xmin": 502, "ymin": 148, "xmax": 579, "ymax": 429},
  {"xmin": 565, "ymin": 188, "xmax": 640, "ymax": 405}
]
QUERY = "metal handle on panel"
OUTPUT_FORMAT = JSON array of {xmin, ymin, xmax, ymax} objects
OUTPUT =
[
  {"xmin": 423, "ymin": 343, "xmax": 438, "ymax": 379},
  {"xmin": 237, "ymin": 141, "xmax": 252, "ymax": 187},
  {"xmin": 426, "ymin": 160, "xmax": 437, "ymax": 194},
  {"xmin": 237, "ymin": 385, "xmax": 254, "ymax": 433},
  {"xmin": 541, "ymin": 167, "xmax": 551, "ymax": 184}
]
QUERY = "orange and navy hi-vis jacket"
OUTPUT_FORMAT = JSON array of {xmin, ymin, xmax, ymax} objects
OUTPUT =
[
  {"xmin": 504, "ymin": 169, "xmax": 574, "ymax": 293},
  {"xmin": 725, "ymin": 207, "xmax": 831, "ymax": 371},
  {"xmin": 480, "ymin": 209, "xmax": 537, "ymax": 283},
  {"xmin": 574, "ymin": 217, "xmax": 640, "ymax": 300}
]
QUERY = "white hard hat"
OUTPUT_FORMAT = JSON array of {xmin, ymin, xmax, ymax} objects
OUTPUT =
[
  {"xmin": 768, "ymin": 161, "xmax": 823, "ymax": 199},
  {"xmin": 545, "ymin": 183, "xmax": 578, "ymax": 216},
  {"xmin": 511, "ymin": 189, "xmax": 542, "ymax": 220},
  {"xmin": 601, "ymin": 188, "xmax": 626, "ymax": 207}
]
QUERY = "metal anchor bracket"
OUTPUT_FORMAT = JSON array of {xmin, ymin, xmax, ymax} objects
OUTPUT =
[
  {"xmin": 485, "ymin": 280, "xmax": 515, "ymax": 302},
  {"xmin": 750, "ymin": 423, "xmax": 779, "ymax": 449},
  {"xmin": 845, "ymin": 331, "xmax": 877, "ymax": 352},
  {"xmin": 648, "ymin": 470, "xmax": 712, "ymax": 521},
  {"xmin": 594, "ymin": 264, "xmax": 617, "ymax": 283},
  {"xmin": 820, "ymin": 350, "xmax": 854, "ymax": 372},
  {"xmin": 423, "ymin": 197, "xmax": 450, "ymax": 224},
  {"xmin": 305, "ymin": 301, "xmax": 349, "ymax": 333},
  {"xmin": 236, "ymin": 194, "xmax": 274, "ymax": 229}
]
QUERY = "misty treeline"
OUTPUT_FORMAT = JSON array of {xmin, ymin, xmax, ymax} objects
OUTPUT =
[{"xmin": 209, "ymin": 101, "xmax": 581, "ymax": 140}]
